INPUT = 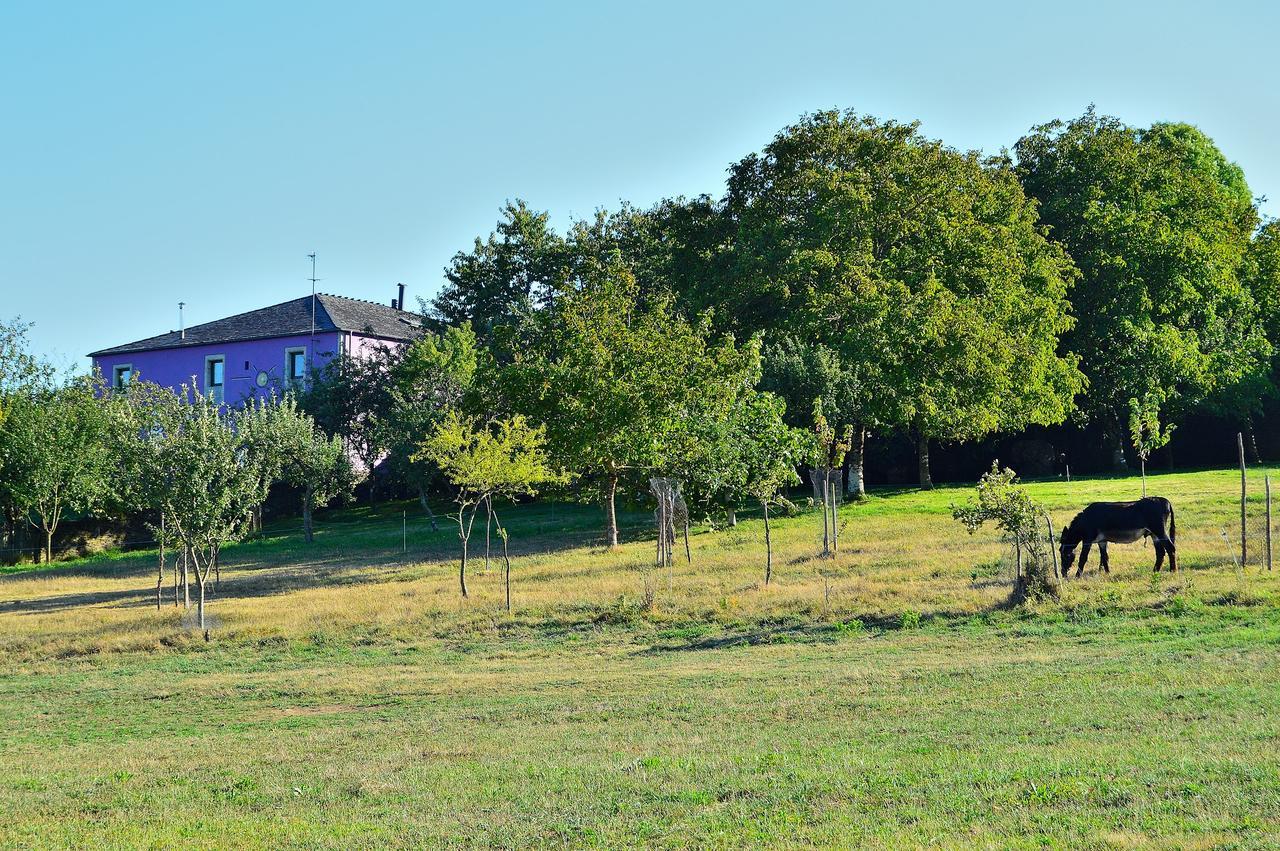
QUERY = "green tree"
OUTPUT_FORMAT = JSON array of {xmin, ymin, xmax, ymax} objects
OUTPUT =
[
  {"xmin": 144, "ymin": 384, "xmax": 271, "ymax": 631},
  {"xmin": 379, "ymin": 325, "xmax": 479, "ymax": 524},
  {"xmin": 952, "ymin": 462, "xmax": 1057, "ymax": 599},
  {"xmin": 0, "ymin": 319, "xmax": 54, "ymax": 558},
  {"xmin": 302, "ymin": 326, "xmax": 478, "ymax": 520},
  {"xmin": 431, "ymin": 200, "xmax": 569, "ymax": 338},
  {"xmin": 726, "ymin": 393, "xmax": 806, "ymax": 584},
  {"xmin": 725, "ymin": 110, "xmax": 1082, "ymax": 488},
  {"xmin": 492, "ymin": 255, "xmax": 756, "ymax": 547},
  {"xmin": 1016, "ymin": 110, "xmax": 1266, "ymax": 465},
  {"xmin": 1, "ymin": 376, "xmax": 123, "ymax": 563},
  {"xmin": 1128, "ymin": 392, "xmax": 1175, "ymax": 496},
  {"xmin": 241, "ymin": 395, "xmax": 355, "ymax": 544},
  {"xmin": 116, "ymin": 380, "xmax": 185, "ymax": 608},
  {"xmin": 761, "ymin": 337, "xmax": 866, "ymax": 497},
  {"xmin": 414, "ymin": 411, "xmax": 566, "ymax": 607}
]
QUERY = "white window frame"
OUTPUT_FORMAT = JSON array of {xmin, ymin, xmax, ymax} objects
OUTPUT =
[
  {"xmin": 284, "ymin": 346, "xmax": 307, "ymax": 387},
  {"xmin": 204, "ymin": 354, "xmax": 226, "ymax": 404},
  {"xmin": 111, "ymin": 363, "xmax": 133, "ymax": 390}
]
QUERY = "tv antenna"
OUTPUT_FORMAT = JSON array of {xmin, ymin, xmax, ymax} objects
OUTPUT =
[
  {"xmin": 179, "ymin": 301, "xmax": 186, "ymax": 340},
  {"xmin": 307, "ymin": 253, "xmax": 320, "ymax": 374}
]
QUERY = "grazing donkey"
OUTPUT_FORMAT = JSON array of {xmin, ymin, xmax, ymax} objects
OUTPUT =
[{"xmin": 1059, "ymin": 497, "xmax": 1177, "ymax": 577}]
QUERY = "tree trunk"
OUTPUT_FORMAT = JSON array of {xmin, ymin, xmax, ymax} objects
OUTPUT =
[
  {"xmin": 763, "ymin": 500, "xmax": 772, "ymax": 585},
  {"xmin": 457, "ymin": 505, "xmax": 478, "ymax": 598},
  {"xmin": 44, "ymin": 529, "xmax": 53, "ymax": 565},
  {"xmin": 917, "ymin": 432, "xmax": 933, "ymax": 489},
  {"xmin": 459, "ymin": 533, "xmax": 469, "ymax": 598},
  {"xmin": 726, "ymin": 506, "xmax": 737, "ymax": 527},
  {"xmin": 156, "ymin": 518, "xmax": 165, "ymax": 611},
  {"xmin": 1245, "ymin": 417, "xmax": 1262, "ymax": 464},
  {"xmin": 604, "ymin": 473, "xmax": 619, "ymax": 548},
  {"xmin": 417, "ymin": 485, "xmax": 440, "ymax": 531},
  {"xmin": 496, "ymin": 513, "xmax": 512, "ymax": 613},
  {"xmin": 484, "ymin": 496, "xmax": 492, "ymax": 573},
  {"xmin": 847, "ymin": 427, "xmax": 867, "ymax": 500},
  {"xmin": 821, "ymin": 482, "xmax": 830, "ymax": 556},
  {"xmin": 1140, "ymin": 458, "xmax": 1147, "ymax": 497},
  {"xmin": 1107, "ymin": 425, "xmax": 1127, "ymax": 471},
  {"xmin": 302, "ymin": 489, "xmax": 314, "ymax": 544},
  {"xmin": 683, "ymin": 516, "xmax": 691, "ymax": 564},
  {"xmin": 197, "ymin": 575, "xmax": 206, "ymax": 631},
  {"xmin": 829, "ymin": 482, "xmax": 838, "ymax": 553},
  {"xmin": 182, "ymin": 548, "xmax": 190, "ymax": 610}
]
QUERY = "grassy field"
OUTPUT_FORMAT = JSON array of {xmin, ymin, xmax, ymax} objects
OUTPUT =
[{"xmin": 2, "ymin": 468, "xmax": 1279, "ymax": 847}]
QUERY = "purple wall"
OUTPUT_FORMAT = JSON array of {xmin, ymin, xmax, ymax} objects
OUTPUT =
[{"xmin": 93, "ymin": 332, "xmax": 345, "ymax": 403}]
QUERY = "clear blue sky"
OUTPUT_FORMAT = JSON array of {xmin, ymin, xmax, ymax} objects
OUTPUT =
[{"xmin": 2, "ymin": 1, "xmax": 1277, "ymax": 368}]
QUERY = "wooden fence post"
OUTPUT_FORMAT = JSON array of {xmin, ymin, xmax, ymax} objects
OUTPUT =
[
  {"xmin": 1267, "ymin": 474, "xmax": 1273, "ymax": 572},
  {"xmin": 1239, "ymin": 432, "xmax": 1247, "ymax": 567},
  {"xmin": 829, "ymin": 480, "xmax": 838, "ymax": 555},
  {"xmin": 1046, "ymin": 515, "xmax": 1059, "ymax": 579}
]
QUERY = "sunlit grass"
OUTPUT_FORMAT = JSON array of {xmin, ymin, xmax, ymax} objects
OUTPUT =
[
  {"xmin": 1, "ymin": 468, "xmax": 1278, "ymax": 846},
  {"xmin": 1, "ymin": 467, "xmax": 1276, "ymax": 659}
]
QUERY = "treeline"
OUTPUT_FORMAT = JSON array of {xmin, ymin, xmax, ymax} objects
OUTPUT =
[
  {"xmin": 2, "ymin": 107, "xmax": 1276, "ymax": 575},
  {"xmin": 306, "ymin": 107, "xmax": 1279, "ymax": 544}
]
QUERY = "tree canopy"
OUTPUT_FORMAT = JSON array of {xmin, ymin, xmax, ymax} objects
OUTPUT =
[{"xmin": 1016, "ymin": 109, "xmax": 1266, "ymax": 460}]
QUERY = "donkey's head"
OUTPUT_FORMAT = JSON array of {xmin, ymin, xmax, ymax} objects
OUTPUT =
[{"xmin": 1059, "ymin": 523, "xmax": 1082, "ymax": 574}]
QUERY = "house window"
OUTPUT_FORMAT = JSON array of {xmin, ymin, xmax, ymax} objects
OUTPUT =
[
  {"xmin": 285, "ymin": 347, "xmax": 307, "ymax": 387},
  {"xmin": 205, "ymin": 355, "xmax": 225, "ymax": 403},
  {"xmin": 112, "ymin": 364, "xmax": 132, "ymax": 389}
]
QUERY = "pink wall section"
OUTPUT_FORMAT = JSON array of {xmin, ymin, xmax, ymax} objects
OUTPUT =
[{"xmin": 92, "ymin": 332, "xmax": 345, "ymax": 403}]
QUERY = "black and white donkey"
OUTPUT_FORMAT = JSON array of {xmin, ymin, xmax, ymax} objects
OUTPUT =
[{"xmin": 1059, "ymin": 496, "xmax": 1177, "ymax": 577}]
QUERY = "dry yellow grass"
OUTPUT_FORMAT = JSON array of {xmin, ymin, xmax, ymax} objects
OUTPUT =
[{"xmin": 2, "ymin": 467, "xmax": 1277, "ymax": 660}]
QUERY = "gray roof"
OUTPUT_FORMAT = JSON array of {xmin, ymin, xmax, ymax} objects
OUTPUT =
[{"xmin": 88, "ymin": 294, "xmax": 421, "ymax": 357}]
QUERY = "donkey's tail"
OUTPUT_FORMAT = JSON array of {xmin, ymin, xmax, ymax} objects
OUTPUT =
[{"xmin": 1168, "ymin": 502, "xmax": 1176, "ymax": 547}]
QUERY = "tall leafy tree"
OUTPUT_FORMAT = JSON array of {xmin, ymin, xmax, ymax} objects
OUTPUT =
[
  {"xmin": 726, "ymin": 110, "xmax": 1083, "ymax": 486},
  {"xmin": 1016, "ymin": 110, "xmax": 1266, "ymax": 465},
  {"xmin": 491, "ymin": 254, "xmax": 757, "ymax": 547},
  {"xmin": 431, "ymin": 200, "xmax": 569, "ymax": 338}
]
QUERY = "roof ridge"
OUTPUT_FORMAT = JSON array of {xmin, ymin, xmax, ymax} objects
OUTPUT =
[{"xmin": 89, "ymin": 291, "xmax": 417, "ymax": 357}]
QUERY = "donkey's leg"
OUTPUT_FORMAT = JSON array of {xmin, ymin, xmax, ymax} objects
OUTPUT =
[
  {"xmin": 1153, "ymin": 541, "xmax": 1165, "ymax": 572},
  {"xmin": 1164, "ymin": 537, "xmax": 1177, "ymax": 572},
  {"xmin": 1098, "ymin": 541, "xmax": 1110, "ymax": 574},
  {"xmin": 1077, "ymin": 541, "xmax": 1092, "ymax": 578}
]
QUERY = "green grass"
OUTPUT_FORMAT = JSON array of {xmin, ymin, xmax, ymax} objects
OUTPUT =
[{"xmin": 2, "ymin": 467, "xmax": 1279, "ymax": 847}]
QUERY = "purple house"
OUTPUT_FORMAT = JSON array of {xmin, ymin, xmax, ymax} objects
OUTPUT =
[{"xmin": 89, "ymin": 290, "xmax": 420, "ymax": 402}]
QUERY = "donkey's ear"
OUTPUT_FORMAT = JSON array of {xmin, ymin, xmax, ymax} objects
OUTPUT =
[{"xmin": 1061, "ymin": 526, "xmax": 1068, "ymax": 538}]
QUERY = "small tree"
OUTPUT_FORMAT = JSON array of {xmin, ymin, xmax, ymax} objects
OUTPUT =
[
  {"xmin": 1128, "ymin": 392, "xmax": 1175, "ymax": 496},
  {"xmin": 2, "ymin": 377, "xmax": 122, "ymax": 563},
  {"xmin": 735, "ymin": 395, "xmax": 806, "ymax": 585},
  {"xmin": 117, "ymin": 380, "xmax": 185, "ymax": 608},
  {"xmin": 811, "ymin": 399, "xmax": 852, "ymax": 556},
  {"xmin": 147, "ymin": 385, "xmax": 269, "ymax": 631},
  {"xmin": 414, "ymin": 411, "xmax": 567, "ymax": 607},
  {"xmin": 241, "ymin": 395, "xmax": 355, "ymax": 544},
  {"xmin": 952, "ymin": 462, "xmax": 1058, "ymax": 599}
]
